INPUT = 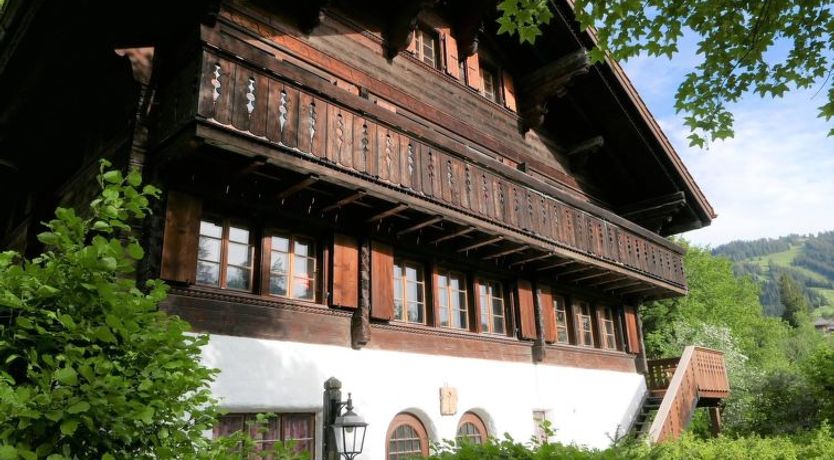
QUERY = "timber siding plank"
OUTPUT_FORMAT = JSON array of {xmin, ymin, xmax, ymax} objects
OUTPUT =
[
  {"xmin": 370, "ymin": 241, "xmax": 394, "ymax": 320},
  {"xmin": 160, "ymin": 192, "xmax": 202, "ymax": 284},
  {"xmin": 517, "ymin": 280, "xmax": 537, "ymax": 340}
]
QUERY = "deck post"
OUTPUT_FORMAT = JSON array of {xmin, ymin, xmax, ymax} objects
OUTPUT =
[{"xmin": 709, "ymin": 407, "xmax": 722, "ymax": 437}]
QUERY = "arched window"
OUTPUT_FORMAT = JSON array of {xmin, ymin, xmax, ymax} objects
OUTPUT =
[
  {"xmin": 386, "ymin": 413, "xmax": 429, "ymax": 459},
  {"xmin": 456, "ymin": 412, "xmax": 487, "ymax": 445}
]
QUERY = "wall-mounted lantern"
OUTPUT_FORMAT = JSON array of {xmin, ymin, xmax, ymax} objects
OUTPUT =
[{"xmin": 324, "ymin": 377, "xmax": 368, "ymax": 460}]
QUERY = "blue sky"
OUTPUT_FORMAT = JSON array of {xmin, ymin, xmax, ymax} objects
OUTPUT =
[{"xmin": 622, "ymin": 39, "xmax": 834, "ymax": 248}]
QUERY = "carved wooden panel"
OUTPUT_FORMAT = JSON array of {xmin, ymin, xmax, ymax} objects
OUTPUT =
[{"xmin": 194, "ymin": 50, "xmax": 687, "ymax": 289}]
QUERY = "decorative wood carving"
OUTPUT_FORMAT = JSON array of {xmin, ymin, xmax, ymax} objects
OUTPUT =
[
  {"xmin": 447, "ymin": 0, "xmax": 493, "ymax": 57},
  {"xmin": 518, "ymin": 50, "xmax": 591, "ymax": 132},
  {"xmin": 352, "ymin": 238, "xmax": 371, "ymax": 348},
  {"xmin": 531, "ymin": 281, "xmax": 546, "ymax": 362}
]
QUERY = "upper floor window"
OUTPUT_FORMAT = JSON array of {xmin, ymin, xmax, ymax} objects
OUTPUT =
[
  {"xmin": 480, "ymin": 64, "xmax": 500, "ymax": 102},
  {"xmin": 437, "ymin": 270, "xmax": 468, "ymax": 329},
  {"xmin": 394, "ymin": 259, "xmax": 426, "ymax": 324},
  {"xmin": 197, "ymin": 219, "xmax": 254, "ymax": 291},
  {"xmin": 214, "ymin": 412, "xmax": 314, "ymax": 456},
  {"xmin": 267, "ymin": 233, "xmax": 317, "ymax": 301},
  {"xmin": 599, "ymin": 306, "xmax": 618, "ymax": 350},
  {"xmin": 575, "ymin": 300, "xmax": 594, "ymax": 347},
  {"xmin": 414, "ymin": 27, "xmax": 439, "ymax": 68},
  {"xmin": 477, "ymin": 279, "xmax": 506, "ymax": 334},
  {"xmin": 553, "ymin": 295, "xmax": 570, "ymax": 344}
]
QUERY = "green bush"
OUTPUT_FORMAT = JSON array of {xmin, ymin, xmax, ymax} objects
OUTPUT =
[{"xmin": 428, "ymin": 425, "xmax": 834, "ymax": 460}]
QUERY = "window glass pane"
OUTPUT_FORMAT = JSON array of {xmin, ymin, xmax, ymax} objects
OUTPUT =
[
  {"xmin": 270, "ymin": 274, "xmax": 288, "ymax": 296},
  {"xmin": 282, "ymin": 414, "xmax": 313, "ymax": 454},
  {"xmin": 197, "ymin": 261, "xmax": 220, "ymax": 286},
  {"xmin": 293, "ymin": 277, "xmax": 313, "ymax": 300},
  {"xmin": 449, "ymin": 276, "xmax": 461, "ymax": 291},
  {"xmin": 272, "ymin": 235, "xmax": 290, "ymax": 252},
  {"xmin": 226, "ymin": 266, "xmax": 251, "ymax": 290},
  {"xmin": 493, "ymin": 316, "xmax": 505, "ymax": 334},
  {"xmin": 271, "ymin": 252, "xmax": 290, "ymax": 273},
  {"xmin": 198, "ymin": 237, "xmax": 221, "ymax": 262},
  {"xmin": 415, "ymin": 285, "xmax": 424, "ymax": 304},
  {"xmin": 200, "ymin": 220, "xmax": 223, "ymax": 238},
  {"xmin": 492, "ymin": 298, "xmax": 503, "ymax": 317},
  {"xmin": 227, "ymin": 242, "xmax": 251, "ymax": 267},
  {"xmin": 405, "ymin": 265, "xmax": 421, "ymax": 282},
  {"xmin": 394, "ymin": 278, "xmax": 403, "ymax": 300},
  {"xmin": 294, "ymin": 239, "xmax": 311, "ymax": 257},
  {"xmin": 455, "ymin": 308, "xmax": 467, "ymax": 329},
  {"xmin": 408, "ymin": 302, "xmax": 424, "ymax": 323},
  {"xmin": 394, "ymin": 264, "xmax": 403, "ymax": 280},
  {"xmin": 394, "ymin": 300, "xmax": 404, "ymax": 320},
  {"xmin": 439, "ymin": 306, "xmax": 449, "ymax": 327},
  {"xmin": 407, "ymin": 282, "xmax": 419, "ymax": 304},
  {"xmin": 228, "ymin": 226, "xmax": 249, "ymax": 244},
  {"xmin": 438, "ymin": 274, "xmax": 448, "ymax": 289},
  {"xmin": 294, "ymin": 255, "xmax": 315, "ymax": 277},
  {"xmin": 558, "ymin": 328, "xmax": 569, "ymax": 343}
]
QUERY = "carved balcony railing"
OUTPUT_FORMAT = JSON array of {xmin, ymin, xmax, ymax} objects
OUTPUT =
[
  {"xmin": 156, "ymin": 38, "xmax": 688, "ymax": 293},
  {"xmin": 647, "ymin": 346, "xmax": 730, "ymax": 443}
]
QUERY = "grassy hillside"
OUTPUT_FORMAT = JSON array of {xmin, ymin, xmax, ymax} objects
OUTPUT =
[{"xmin": 713, "ymin": 232, "xmax": 834, "ymax": 318}]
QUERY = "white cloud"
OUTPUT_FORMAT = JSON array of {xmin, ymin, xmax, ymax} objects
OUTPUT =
[{"xmin": 663, "ymin": 90, "xmax": 834, "ymax": 247}]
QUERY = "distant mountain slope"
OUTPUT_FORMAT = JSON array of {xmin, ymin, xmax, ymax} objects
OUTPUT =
[{"xmin": 712, "ymin": 231, "xmax": 834, "ymax": 318}]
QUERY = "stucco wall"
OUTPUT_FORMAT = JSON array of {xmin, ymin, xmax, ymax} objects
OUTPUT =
[{"xmin": 202, "ymin": 334, "xmax": 647, "ymax": 459}]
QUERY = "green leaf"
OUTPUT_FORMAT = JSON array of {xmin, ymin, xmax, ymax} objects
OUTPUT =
[
  {"xmin": 67, "ymin": 401, "xmax": 90, "ymax": 414},
  {"xmin": 55, "ymin": 367, "xmax": 78, "ymax": 386},
  {"xmin": 57, "ymin": 314, "xmax": 76, "ymax": 330},
  {"xmin": 15, "ymin": 316, "xmax": 33, "ymax": 329},
  {"xmin": 102, "ymin": 454, "xmax": 115, "ymax": 460},
  {"xmin": 127, "ymin": 170, "xmax": 142, "ymax": 187},
  {"xmin": 102, "ymin": 170, "xmax": 122, "ymax": 184},
  {"xmin": 138, "ymin": 406, "xmax": 155, "ymax": 424},
  {"xmin": 60, "ymin": 419, "xmax": 79, "ymax": 436},
  {"xmin": 0, "ymin": 445, "xmax": 17, "ymax": 460},
  {"xmin": 126, "ymin": 242, "xmax": 145, "ymax": 260}
]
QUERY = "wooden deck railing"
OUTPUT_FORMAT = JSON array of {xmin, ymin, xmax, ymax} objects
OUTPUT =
[{"xmin": 647, "ymin": 346, "xmax": 730, "ymax": 443}]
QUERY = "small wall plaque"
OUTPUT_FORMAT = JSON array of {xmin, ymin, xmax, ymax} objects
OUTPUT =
[{"xmin": 439, "ymin": 386, "xmax": 458, "ymax": 416}]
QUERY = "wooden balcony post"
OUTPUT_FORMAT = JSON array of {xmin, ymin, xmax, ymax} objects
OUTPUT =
[
  {"xmin": 709, "ymin": 407, "xmax": 722, "ymax": 437},
  {"xmin": 351, "ymin": 238, "xmax": 371, "ymax": 349}
]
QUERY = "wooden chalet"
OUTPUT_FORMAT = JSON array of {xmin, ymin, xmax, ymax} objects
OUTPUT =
[{"xmin": 0, "ymin": 0, "xmax": 729, "ymax": 456}]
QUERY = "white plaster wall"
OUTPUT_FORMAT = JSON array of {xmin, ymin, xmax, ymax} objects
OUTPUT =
[{"xmin": 202, "ymin": 334, "xmax": 646, "ymax": 459}]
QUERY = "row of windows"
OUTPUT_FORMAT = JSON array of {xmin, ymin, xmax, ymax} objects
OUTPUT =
[
  {"xmin": 388, "ymin": 412, "xmax": 487, "ymax": 459},
  {"xmin": 213, "ymin": 410, "xmax": 486, "ymax": 459},
  {"xmin": 195, "ymin": 220, "xmax": 625, "ymax": 350},
  {"xmin": 412, "ymin": 26, "xmax": 503, "ymax": 103}
]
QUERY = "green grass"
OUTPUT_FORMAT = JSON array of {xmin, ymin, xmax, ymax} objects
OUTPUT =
[{"xmin": 750, "ymin": 244, "xmax": 830, "ymax": 283}]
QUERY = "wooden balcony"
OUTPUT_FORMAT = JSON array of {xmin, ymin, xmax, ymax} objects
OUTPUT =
[
  {"xmin": 151, "ymin": 30, "xmax": 689, "ymax": 299},
  {"xmin": 646, "ymin": 347, "xmax": 730, "ymax": 442}
]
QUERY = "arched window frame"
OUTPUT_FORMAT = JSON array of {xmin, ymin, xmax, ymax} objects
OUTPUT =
[
  {"xmin": 386, "ymin": 412, "xmax": 429, "ymax": 459},
  {"xmin": 456, "ymin": 412, "xmax": 488, "ymax": 445}
]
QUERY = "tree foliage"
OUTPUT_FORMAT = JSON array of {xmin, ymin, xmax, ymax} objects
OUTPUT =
[
  {"xmin": 779, "ymin": 273, "xmax": 810, "ymax": 327},
  {"xmin": 497, "ymin": 0, "xmax": 834, "ymax": 146},
  {"xmin": 0, "ymin": 161, "xmax": 308, "ymax": 460}
]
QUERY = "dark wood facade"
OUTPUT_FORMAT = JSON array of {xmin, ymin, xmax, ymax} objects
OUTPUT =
[{"xmin": 0, "ymin": 0, "xmax": 715, "ymax": 370}]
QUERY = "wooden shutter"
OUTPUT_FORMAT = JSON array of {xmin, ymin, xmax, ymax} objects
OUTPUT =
[
  {"xmin": 440, "ymin": 30, "xmax": 460, "ymax": 79},
  {"xmin": 406, "ymin": 30, "xmax": 417, "ymax": 55},
  {"xmin": 370, "ymin": 241, "xmax": 394, "ymax": 320},
  {"xmin": 624, "ymin": 305, "xmax": 642, "ymax": 354},
  {"xmin": 331, "ymin": 234, "xmax": 359, "ymax": 309},
  {"xmin": 516, "ymin": 280, "xmax": 537, "ymax": 339},
  {"xmin": 539, "ymin": 285, "xmax": 557, "ymax": 343},
  {"xmin": 502, "ymin": 70, "xmax": 517, "ymax": 112},
  {"xmin": 466, "ymin": 54, "xmax": 481, "ymax": 91},
  {"xmin": 160, "ymin": 191, "xmax": 202, "ymax": 283}
]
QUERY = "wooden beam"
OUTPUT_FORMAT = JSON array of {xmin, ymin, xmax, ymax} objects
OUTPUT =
[
  {"xmin": 518, "ymin": 50, "xmax": 590, "ymax": 132},
  {"xmin": 564, "ymin": 270, "xmax": 610, "ymax": 283},
  {"xmin": 509, "ymin": 252, "xmax": 554, "ymax": 267},
  {"xmin": 616, "ymin": 284, "xmax": 657, "ymax": 295},
  {"xmin": 556, "ymin": 265, "xmax": 594, "ymax": 277},
  {"xmin": 605, "ymin": 280, "xmax": 642, "ymax": 291},
  {"xmin": 322, "ymin": 190, "xmax": 366, "ymax": 212},
  {"xmin": 277, "ymin": 174, "xmax": 319, "ymax": 200},
  {"xmin": 382, "ymin": 0, "xmax": 436, "ymax": 60},
  {"xmin": 367, "ymin": 203, "xmax": 408, "ymax": 222},
  {"xmin": 431, "ymin": 226, "xmax": 476, "ymax": 244},
  {"xmin": 619, "ymin": 191, "xmax": 687, "ymax": 223},
  {"xmin": 231, "ymin": 156, "xmax": 267, "ymax": 181},
  {"xmin": 587, "ymin": 274, "xmax": 629, "ymax": 286},
  {"xmin": 483, "ymin": 245, "xmax": 528, "ymax": 260},
  {"xmin": 457, "ymin": 236, "xmax": 503, "ymax": 253},
  {"xmin": 397, "ymin": 215, "xmax": 443, "ymax": 237},
  {"xmin": 536, "ymin": 260, "xmax": 574, "ymax": 272},
  {"xmin": 566, "ymin": 136, "xmax": 605, "ymax": 157}
]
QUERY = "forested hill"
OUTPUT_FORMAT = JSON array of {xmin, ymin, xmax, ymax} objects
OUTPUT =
[{"xmin": 712, "ymin": 231, "xmax": 834, "ymax": 317}]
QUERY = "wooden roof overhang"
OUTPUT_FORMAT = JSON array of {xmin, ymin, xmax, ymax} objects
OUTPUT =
[{"xmin": 150, "ymin": 27, "xmax": 688, "ymax": 301}]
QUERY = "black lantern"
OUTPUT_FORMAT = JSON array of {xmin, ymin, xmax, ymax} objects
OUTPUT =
[{"xmin": 331, "ymin": 393, "xmax": 367, "ymax": 460}]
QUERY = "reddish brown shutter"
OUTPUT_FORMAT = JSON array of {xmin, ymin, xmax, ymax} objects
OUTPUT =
[
  {"xmin": 370, "ymin": 241, "xmax": 394, "ymax": 320},
  {"xmin": 539, "ymin": 285, "xmax": 557, "ymax": 343},
  {"xmin": 502, "ymin": 70, "xmax": 517, "ymax": 111},
  {"xmin": 516, "ymin": 280, "xmax": 537, "ymax": 339},
  {"xmin": 624, "ymin": 305, "xmax": 642, "ymax": 354},
  {"xmin": 440, "ymin": 30, "xmax": 460, "ymax": 80},
  {"xmin": 406, "ymin": 30, "xmax": 417, "ymax": 55},
  {"xmin": 331, "ymin": 234, "xmax": 359, "ymax": 308},
  {"xmin": 160, "ymin": 191, "xmax": 202, "ymax": 283},
  {"xmin": 466, "ymin": 54, "xmax": 481, "ymax": 91}
]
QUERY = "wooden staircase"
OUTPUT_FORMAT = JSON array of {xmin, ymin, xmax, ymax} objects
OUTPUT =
[{"xmin": 637, "ymin": 346, "xmax": 730, "ymax": 443}]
